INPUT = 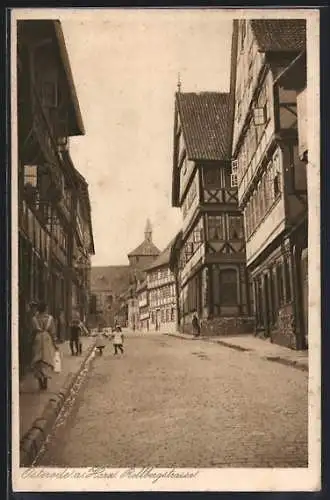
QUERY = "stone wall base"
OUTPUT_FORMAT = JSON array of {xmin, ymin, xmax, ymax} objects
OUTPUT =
[
  {"xmin": 255, "ymin": 303, "xmax": 302, "ymax": 350},
  {"xmin": 271, "ymin": 303, "xmax": 298, "ymax": 349},
  {"xmin": 182, "ymin": 316, "xmax": 255, "ymax": 337}
]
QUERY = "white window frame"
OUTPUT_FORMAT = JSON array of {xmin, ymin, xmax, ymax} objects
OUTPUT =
[{"xmin": 24, "ymin": 164, "xmax": 38, "ymax": 187}]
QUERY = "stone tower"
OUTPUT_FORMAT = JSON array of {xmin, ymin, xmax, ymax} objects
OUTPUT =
[{"xmin": 145, "ymin": 218, "xmax": 152, "ymax": 243}]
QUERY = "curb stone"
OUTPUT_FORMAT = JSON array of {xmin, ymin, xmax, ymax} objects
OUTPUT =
[
  {"xmin": 165, "ymin": 333, "xmax": 308, "ymax": 372},
  {"xmin": 20, "ymin": 340, "xmax": 96, "ymax": 467},
  {"xmin": 264, "ymin": 355, "xmax": 308, "ymax": 372}
]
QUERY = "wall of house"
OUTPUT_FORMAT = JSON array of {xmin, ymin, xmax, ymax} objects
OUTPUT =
[
  {"xmin": 233, "ymin": 20, "xmax": 266, "ymax": 153},
  {"xmin": 249, "ymin": 236, "xmax": 300, "ymax": 349}
]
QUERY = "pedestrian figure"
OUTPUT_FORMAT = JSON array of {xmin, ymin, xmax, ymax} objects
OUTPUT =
[
  {"xmin": 96, "ymin": 324, "xmax": 106, "ymax": 356},
  {"xmin": 112, "ymin": 324, "xmax": 124, "ymax": 356},
  {"xmin": 31, "ymin": 302, "xmax": 58, "ymax": 391},
  {"xmin": 192, "ymin": 311, "xmax": 201, "ymax": 337},
  {"xmin": 69, "ymin": 318, "xmax": 82, "ymax": 356}
]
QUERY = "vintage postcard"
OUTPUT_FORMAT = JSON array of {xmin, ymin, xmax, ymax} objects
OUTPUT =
[{"xmin": 11, "ymin": 7, "xmax": 321, "ymax": 492}]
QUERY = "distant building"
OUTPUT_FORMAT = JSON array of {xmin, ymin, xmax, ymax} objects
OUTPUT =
[
  {"xmin": 142, "ymin": 241, "xmax": 177, "ymax": 333},
  {"xmin": 136, "ymin": 279, "xmax": 149, "ymax": 331},
  {"xmin": 231, "ymin": 19, "xmax": 307, "ymax": 349},
  {"xmin": 127, "ymin": 219, "xmax": 161, "ymax": 269},
  {"xmin": 89, "ymin": 266, "xmax": 132, "ymax": 328},
  {"xmin": 90, "ymin": 220, "xmax": 160, "ymax": 330}
]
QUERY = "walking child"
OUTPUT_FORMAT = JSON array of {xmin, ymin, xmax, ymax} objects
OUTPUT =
[{"xmin": 112, "ymin": 324, "xmax": 124, "ymax": 356}]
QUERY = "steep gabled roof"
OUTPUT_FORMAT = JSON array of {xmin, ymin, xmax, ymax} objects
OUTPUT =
[
  {"xmin": 128, "ymin": 240, "xmax": 160, "ymax": 258},
  {"xmin": 176, "ymin": 92, "xmax": 232, "ymax": 161},
  {"xmin": 251, "ymin": 19, "xmax": 306, "ymax": 53},
  {"xmin": 145, "ymin": 238, "xmax": 176, "ymax": 271}
]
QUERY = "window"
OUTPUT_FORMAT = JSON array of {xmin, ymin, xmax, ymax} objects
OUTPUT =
[
  {"xmin": 41, "ymin": 79, "xmax": 58, "ymax": 108},
  {"xmin": 208, "ymin": 215, "xmax": 225, "ymax": 241},
  {"xmin": 237, "ymin": 100, "xmax": 242, "ymax": 122},
  {"xmin": 250, "ymin": 194, "xmax": 255, "ymax": 232},
  {"xmin": 231, "ymin": 173, "xmax": 238, "ymax": 188},
  {"xmin": 228, "ymin": 215, "xmax": 244, "ymax": 240},
  {"xmin": 231, "ymin": 159, "xmax": 238, "ymax": 187},
  {"xmin": 240, "ymin": 20, "xmax": 246, "ymax": 52},
  {"xmin": 184, "ymin": 242, "xmax": 194, "ymax": 261},
  {"xmin": 273, "ymin": 174, "xmax": 280, "ymax": 197},
  {"xmin": 219, "ymin": 269, "xmax": 238, "ymax": 306},
  {"xmin": 203, "ymin": 167, "xmax": 224, "ymax": 188},
  {"xmin": 193, "ymin": 228, "xmax": 202, "ymax": 243},
  {"xmin": 171, "ymin": 308, "xmax": 175, "ymax": 321},
  {"xmin": 253, "ymin": 106, "xmax": 267, "ymax": 126}
]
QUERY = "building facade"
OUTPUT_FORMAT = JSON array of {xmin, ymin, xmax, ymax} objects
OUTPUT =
[
  {"xmin": 89, "ymin": 266, "xmax": 132, "ymax": 328},
  {"xmin": 231, "ymin": 19, "xmax": 307, "ymax": 349},
  {"xmin": 143, "ymin": 243, "xmax": 177, "ymax": 333},
  {"xmin": 17, "ymin": 20, "xmax": 94, "ymax": 374},
  {"xmin": 171, "ymin": 90, "xmax": 253, "ymax": 336}
]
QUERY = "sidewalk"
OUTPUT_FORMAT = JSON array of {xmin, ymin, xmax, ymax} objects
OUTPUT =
[
  {"xmin": 166, "ymin": 332, "xmax": 308, "ymax": 371},
  {"xmin": 19, "ymin": 336, "xmax": 95, "ymax": 465}
]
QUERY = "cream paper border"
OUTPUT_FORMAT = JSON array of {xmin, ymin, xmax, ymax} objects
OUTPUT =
[{"xmin": 11, "ymin": 7, "xmax": 321, "ymax": 492}]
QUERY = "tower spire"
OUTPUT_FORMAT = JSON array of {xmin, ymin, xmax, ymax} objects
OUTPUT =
[
  {"xmin": 177, "ymin": 72, "xmax": 182, "ymax": 93},
  {"xmin": 145, "ymin": 218, "xmax": 152, "ymax": 243}
]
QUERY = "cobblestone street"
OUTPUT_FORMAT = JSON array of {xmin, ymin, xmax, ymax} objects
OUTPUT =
[{"xmin": 37, "ymin": 332, "xmax": 308, "ymax": 468}]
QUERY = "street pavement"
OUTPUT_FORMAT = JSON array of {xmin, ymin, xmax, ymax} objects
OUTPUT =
[
  {"xmin": 19, "ymin": 337, "xmax": 95, "ymax": 441},
  {"xmin": 37, "ymin": 331, "xmax": 308, "ymax": 468}
]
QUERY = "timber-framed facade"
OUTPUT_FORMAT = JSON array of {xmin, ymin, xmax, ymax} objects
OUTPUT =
[
  {"xmin": 17, "ymin": 20, "xmax": 94, "ymax": 375},
  {"xmin": 171, "ymin": 90, "xmax": 254, "ymax": 336},
  {"xmin": 231, "ymin": 19, "xmax": 307, "ymax": 349}
]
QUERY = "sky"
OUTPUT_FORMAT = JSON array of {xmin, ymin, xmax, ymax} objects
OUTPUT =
[{"xmin": 59, "ymin": 10, "xmax": 233, "ymax": 266}]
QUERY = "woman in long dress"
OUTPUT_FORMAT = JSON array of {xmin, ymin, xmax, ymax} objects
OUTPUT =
[{"xmin": 31, "ymin": 302, "xmax": 58, "ymax": 390}]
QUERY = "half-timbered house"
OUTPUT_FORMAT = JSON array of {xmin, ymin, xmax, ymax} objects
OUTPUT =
[
  {"xmin": 145, "ymin": 241, "xmax": 177, "ymax": 333},
  {"xmin": 17, "ymin": 20, "xmax": 94, "ymax": 372},
  {"xmin": 231, "ymin": 19, "xmax": 307, "ymax": 349},
  {"xmin": 171, "ymin": 88, "xmax": 253, "ymax": 335}
]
